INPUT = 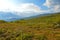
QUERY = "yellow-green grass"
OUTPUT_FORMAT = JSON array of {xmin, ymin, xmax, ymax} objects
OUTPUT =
[{"xmin": 0, "ymin": 13, "xmax": 60, "ymax": 40}]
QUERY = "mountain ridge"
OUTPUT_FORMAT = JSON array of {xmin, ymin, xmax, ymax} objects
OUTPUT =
[{"xmin": 0, "ymin": 12, "xmax": 59, "ymax": 21}]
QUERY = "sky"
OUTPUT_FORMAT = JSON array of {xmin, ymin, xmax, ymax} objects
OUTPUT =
[{"xmin": 0, "ymin": 0, "xmax": 60, "ymax": 14}]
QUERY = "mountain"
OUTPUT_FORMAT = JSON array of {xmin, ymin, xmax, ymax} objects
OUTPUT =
[
  {"xmin": 0, "ymin": 12, "xmax": 21, "ymax": 21},
  {"xmin": 0, "ymin": 11, "xmax": 57, "ymax": 21},
  {"xmin": 0, "ymin": 13, "xmax": 60, "ymax": 40},
  {"xmin": 0, "ymin": 12, "xmax": 41, "ymax": 21},
  {"xmin": 12, "ymin": 12, "xmax": 60, "ymax": 23}
]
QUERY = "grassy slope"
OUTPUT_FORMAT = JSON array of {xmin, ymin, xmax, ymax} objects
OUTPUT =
[{"xmin": 0, "ymin": 13, "xmax": 60, "ymax": 40}]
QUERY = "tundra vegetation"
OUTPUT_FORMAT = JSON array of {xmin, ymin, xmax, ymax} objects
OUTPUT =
[{"xmin": 0, "ymin": 13, "xmax": 60, "ymax": 40}]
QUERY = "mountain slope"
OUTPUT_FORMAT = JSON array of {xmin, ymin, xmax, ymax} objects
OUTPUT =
[
  {"xmin": 13, "ymin": 13, "xmax": 60, "ymax": 23},
  {"xmin": 0, "ymin": 13, "xmax": 60, "ymax": 40},
  {"xmin": 0, "ymin": 11, "xmax": 55, "ymax": 21},
  {"xmin": 0, "ymin": 12, "xmax": 40, "ymax": 21}
]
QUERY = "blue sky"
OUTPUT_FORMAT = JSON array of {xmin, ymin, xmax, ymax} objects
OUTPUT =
[
  {"xmin": 0, "ymin": 0, "xmax": 60, "ymax": 14},
  {"xmin": 13, "ymin": 0, "xmax": 45, "ymax": 6},
  {"xmin": 10, "ymin": 0, "xmax": 47, "ymax": 10},
  {"xmin": 0, "ymin": 0, "xmax": 60, "ymax": 20}
]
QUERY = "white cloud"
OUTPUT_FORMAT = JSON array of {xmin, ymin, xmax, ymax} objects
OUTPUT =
[
  {"xmin": 0, "ymin": 0, "xmax": 48, "ymax": 17},
  {"xmin": 0, "ymin": 0, "xmax": 46, "ymax": 13},
  {"xmin": 43, "ymin": 0, "xmax": 60, "ymax": 12},
  {"xmin": 13, "ymin": 3, "xmax": 48, "ymax": 17},
  {"xmin": 54, "ymin": 5, "xmax": 60, "ymax": 12},
  {"xmin": 0, "ymin": 0, "xmax": 59, "ymax": 15},
  {"xmin": 14, "ymin": 3, "xmax": 41, "ymax": 13},
  {"xmin": 0, "ymin": 0, "xmax": 15, "ymax": 11},
  {"xmin": 43, "ymin": 0, "xmax": 51, "ymax": 8}
]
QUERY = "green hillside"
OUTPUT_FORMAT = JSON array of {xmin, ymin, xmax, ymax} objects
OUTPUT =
[{"xmin": 0, "ymin": 13, "xmax": 60, "ymax": 40}]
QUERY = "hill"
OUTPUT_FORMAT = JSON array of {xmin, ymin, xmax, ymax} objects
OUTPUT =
[{"xmin": 0, "ymin": 13, "xmax": 60, "ymax": 40}]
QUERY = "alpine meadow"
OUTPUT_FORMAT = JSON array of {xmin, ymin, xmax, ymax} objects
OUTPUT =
[
  {"xmin": 0, "ymin": 0, "xmax": 60, "ymax": 40},
  {"xmin": 0, "ymin": 13, "xmax": 60, "ymax": 40}
]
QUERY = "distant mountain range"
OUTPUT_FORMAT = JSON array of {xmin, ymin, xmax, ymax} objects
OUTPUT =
[
  {"xmin": 0, "ymin": 11, "xmax": 57, "ymax": 21},
  {"xmin": 0, "ymin": 12, "xmax": 20, "ymax": 21}
]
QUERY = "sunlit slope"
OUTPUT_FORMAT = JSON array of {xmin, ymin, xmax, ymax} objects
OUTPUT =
[
  {"xmin": 0, "ymin": 13, "xmax": 60, "ymax": 40},
  {"xmin": 14, "ymin": 13, "xmax": 60, "ymax": 27}
]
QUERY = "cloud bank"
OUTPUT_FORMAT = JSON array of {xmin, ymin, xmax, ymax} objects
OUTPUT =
[
  {"xmin": 44, "ymin": 0, "xmax": 60, "ymax": 12},
  {"xmin": 0, "ymin": 0, "xmax": 45, "ymax": 13},
  {"xmin": 0, "ymin": 0, "xmax": 60, "ymax": 20},
  {"xmin": 0, "ymin": 0, "xmax": 60, "ymax": 13}
]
